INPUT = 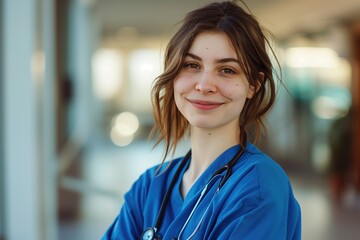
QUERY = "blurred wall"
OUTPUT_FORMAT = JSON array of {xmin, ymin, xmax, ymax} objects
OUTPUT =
[{"xmin": 55, "ymin": 0, "xmax": 99, "ymax": 222}]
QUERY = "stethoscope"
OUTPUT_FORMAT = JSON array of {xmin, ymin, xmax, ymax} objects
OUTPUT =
[{"xmin": 141, "ymin": 146, "xmax": 245, "ymax": 240}]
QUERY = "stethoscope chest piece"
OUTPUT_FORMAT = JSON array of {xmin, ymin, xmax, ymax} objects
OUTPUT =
[{"xmin": 141, "ymin": 227, "xmax": 161, "ymax": 240}]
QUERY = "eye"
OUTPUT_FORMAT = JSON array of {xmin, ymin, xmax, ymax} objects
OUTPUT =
[
  {"xmin": 220, "ymin": 68, "xmax": 236, "ymax": 74},
  {"xmin": 184, "ymin": 62, "xmax": 200, "ymax": 69}
]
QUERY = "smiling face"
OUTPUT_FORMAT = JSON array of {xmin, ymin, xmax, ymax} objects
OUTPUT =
[{"xmin": 174, "ymin": 32, "xmax": 255, "ymax": 134}]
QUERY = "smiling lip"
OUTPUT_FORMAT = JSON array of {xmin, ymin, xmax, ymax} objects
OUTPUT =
[{"xmin": 188, "ymin": 99, "xmax": 223, "ymax": 110}]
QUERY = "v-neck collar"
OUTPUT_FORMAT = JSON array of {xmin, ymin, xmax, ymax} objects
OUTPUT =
[{"xmin": 173, "ymin": 144, "xmax": 242, "ymax": 205}]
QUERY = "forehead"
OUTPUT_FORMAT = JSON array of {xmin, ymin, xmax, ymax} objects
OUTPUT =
[{"xmin": 188, "ymin": 32, "xmax": 237, "ymax": 58}]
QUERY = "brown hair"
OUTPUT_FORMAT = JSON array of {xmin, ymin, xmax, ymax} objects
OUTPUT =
[{"xmin": 151, "ymin": 0, "xmax": 278, "ymax": 161}]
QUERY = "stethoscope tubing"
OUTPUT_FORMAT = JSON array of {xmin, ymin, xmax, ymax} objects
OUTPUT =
[
  {"xmin": 142, "ymin": 146, "xmax": 245, "ymax": 240},
  {"xmin": 177, "ymin": 173, "xmax": 222, "ymax": 239},
  {"xmin": 154, "ymin": 150, "xmax": 192, "ymax": 230}
]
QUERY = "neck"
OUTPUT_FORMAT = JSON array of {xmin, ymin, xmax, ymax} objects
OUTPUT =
[
  {"xmin": 180, "ymin": 124, "xmax": 239, "ymax": 199},
  {"xmin": 188, "ymin": 124, "xmax": 240, "ymax": 181}
]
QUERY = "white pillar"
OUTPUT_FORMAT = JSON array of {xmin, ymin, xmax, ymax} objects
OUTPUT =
[
  {"xmin": 40, "ymin": 0, "xmax": 58, "ymax": 239},
  {"xmin": 3, "ymin": 0, "xmax": 57, "ymax": 239},
  {"xmin": 3, "ymin": 0, "xmax": 39, "ymax": 238}
]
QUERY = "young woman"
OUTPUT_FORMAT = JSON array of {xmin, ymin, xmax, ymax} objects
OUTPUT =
[{"xmin": 103, "ymin": 1, "xmax": 301, "ymax": 239}]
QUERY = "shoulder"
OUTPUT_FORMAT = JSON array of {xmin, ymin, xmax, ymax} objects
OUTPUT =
[
  {"xmin": 210, "ymin": 144, "xmax": 301, "ymax": 239},
  {"xmin": 231, "ymin": 143, "xmax": 294, "ymax": 203},
  {"xmin": 242, "ymin": 143, "xmax": 290, "ymax": 182}
]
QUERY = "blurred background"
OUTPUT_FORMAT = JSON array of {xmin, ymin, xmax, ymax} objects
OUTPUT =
[{"xmin": 1, "ymin": 0, "xmax": 360, "ymax": 239}]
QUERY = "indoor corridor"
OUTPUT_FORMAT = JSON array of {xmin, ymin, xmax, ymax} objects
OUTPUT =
[{"xmin": 2, "ymin": 0, "xmax": 360, "ymax": 240}]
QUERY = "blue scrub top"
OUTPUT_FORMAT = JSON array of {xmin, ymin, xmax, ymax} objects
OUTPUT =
[{"xmin": 102, "ymin": 143, "xmax": 301, "ymax": 239}]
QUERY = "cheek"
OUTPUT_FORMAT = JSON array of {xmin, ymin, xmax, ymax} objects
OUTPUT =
[
  {"xmin": 235, "ymin": 80, "xmax": 251, "ymax": 99},
  {"xmin": 173, "ymin": 81, "xmax": 183, "ymax": 102},
  {"xmin": 223, "ymin": 82, "xmax": 249, "ymax": 99},
  {"xmin": 174, "ymin": 76, "xmax": 192, "ymax": 94},
  {"xmin": 173, "ymin": 78, "xmax": 181, "ymax": 92},
  {"xmin": 173, "ymin": 79, "xmax": 184, "ymax": 107}
]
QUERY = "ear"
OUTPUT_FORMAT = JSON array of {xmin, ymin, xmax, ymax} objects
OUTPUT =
[{"xmin": 247, "ymin": 72, "xmax": 263, "ymax": 99}]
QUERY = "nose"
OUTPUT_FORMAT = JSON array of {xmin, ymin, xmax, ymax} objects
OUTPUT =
[{"xmin": 195, "ymin": 71, "xmax": 217, "ymax": 94}]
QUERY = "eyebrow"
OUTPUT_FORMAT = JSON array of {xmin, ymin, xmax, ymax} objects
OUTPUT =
[{"xmin": 186, "ymin": 52, "xmax": 240, "ymax": 64}]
